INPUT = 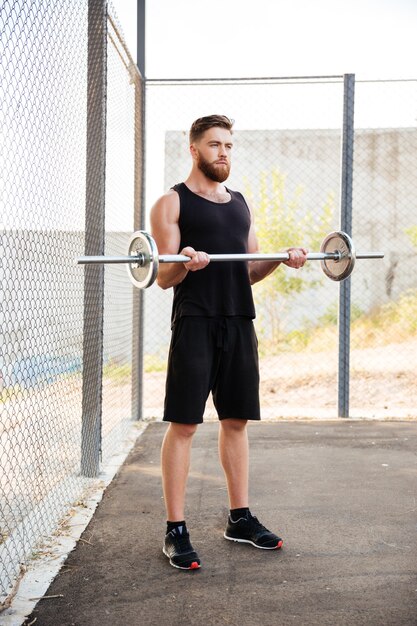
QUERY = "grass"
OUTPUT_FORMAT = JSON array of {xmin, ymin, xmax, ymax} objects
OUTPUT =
[
  {"xmin": 350, "ymin": 288, "xmax": 417, "ymax": 348},
  {"xmin": 143, "ymin": 354, "xmax": 167, "ymax": 373},
  {"xmin": 260, "ymin": 288, "xmax": 417, "ymax": 355},
  {"xmin": 102, "ymin": 361, "xmax": 131, "ymax": 381},
  {"xmin": 102, "ymin": 355, "xmax": 167, "ymax": 378}
]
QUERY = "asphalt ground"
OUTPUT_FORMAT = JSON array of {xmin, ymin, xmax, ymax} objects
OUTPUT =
[{"xmin": 24, "ymin": 420, "xmax": 417, "ymax": 626}]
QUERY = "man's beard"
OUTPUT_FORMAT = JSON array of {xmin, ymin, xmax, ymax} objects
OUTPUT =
[{"xmin": 197, "ymin": 153, "xmax": 230, "ymax": 182}]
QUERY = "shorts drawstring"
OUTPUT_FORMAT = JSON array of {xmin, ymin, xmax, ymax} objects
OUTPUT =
[{"xmin": 216, "ymin": 318, "xmax": 229, "ymax": 352}]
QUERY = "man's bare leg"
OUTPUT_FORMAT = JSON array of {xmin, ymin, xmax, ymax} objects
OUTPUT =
[
  {"xmin": 161, "ymin": 422, "xmax": 201, "ymax": 569},
  {"xmin": 218, "ymin": 418, "xmax": 249, "ymax": 509},
  {"xmin": 161, "ymin": 422, "xmax": 198, "ymax": 521},
  {"xmin": 219, "ymin": 418, "xmax": 283, "ymax": 550}
]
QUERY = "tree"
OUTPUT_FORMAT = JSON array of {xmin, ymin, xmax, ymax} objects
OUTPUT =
[
  {"xmin": 245, "ymin": 169, "xmax": 335, "ymax": 354},
  {"xmin": 405, "ymin": 225, "xmax": 417, "ymax": 249}
]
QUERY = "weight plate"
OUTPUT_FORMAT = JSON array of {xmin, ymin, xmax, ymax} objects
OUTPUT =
[
  {"xmin": 126, "ymin": 231, "xmax": 159, "ymax": 289},
  {"xmin": 320, "ymin": 231, "xmax": 355, "ymax": 281}
]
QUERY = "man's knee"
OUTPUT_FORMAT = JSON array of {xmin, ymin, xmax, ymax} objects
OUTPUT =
[
  {"xmin": 220, "ymin": 418, "xmax": 248, "ymax": 434},
  {"xmin": 169, "ymin": 422, "xmax": 198, "ymax": 439}
]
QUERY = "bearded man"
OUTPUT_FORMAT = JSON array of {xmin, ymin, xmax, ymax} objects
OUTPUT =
[{"xmin": 150, "ymin": 115, "xmax": 307, "ymax": 570}]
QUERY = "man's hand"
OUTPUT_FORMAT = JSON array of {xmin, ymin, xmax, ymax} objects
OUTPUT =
[
  {"xmin": 181, "ymin": 246, "xmax": 210, "ymax": 271},
  {"xmin": 283, "ymin": 247, "xmax": 308, "ymax": 269}
]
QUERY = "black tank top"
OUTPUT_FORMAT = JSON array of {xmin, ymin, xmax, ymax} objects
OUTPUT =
[{"xmin": 170, "ymin": 182, "xmax": 256, "ymax": 324}]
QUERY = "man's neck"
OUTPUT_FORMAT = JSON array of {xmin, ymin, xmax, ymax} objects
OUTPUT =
[
  {"xmin": 184, "ymin": 175, "xmax": 231, "ymax": 204},
  {"xmin": 184, "ymin": 171, "xmax": 226, "ymax": 196}
]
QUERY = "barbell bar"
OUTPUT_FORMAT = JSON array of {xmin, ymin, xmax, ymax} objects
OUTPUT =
[{"xmin": 77, "ymin": 230, "xmax": 384, "ymax": 289}]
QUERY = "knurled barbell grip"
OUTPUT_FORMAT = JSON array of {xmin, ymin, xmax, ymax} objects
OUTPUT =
[
  {"xmin": 159, "ymin": 251, "xmax": 343, "ymax": 263},
  {"xmin": 77, "ymin": 251, "xmax": 344, "ymax": 265}
]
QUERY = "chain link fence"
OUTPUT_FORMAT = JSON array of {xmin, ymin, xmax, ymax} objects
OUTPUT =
[
  {"xmin": 0, "ymin": 0, "xmax": 142, "ymax": 607},
  {"xmin": 350, "ymin": 79, "xmax": 417, "ymax": 418},
  {"xmin": 142, "ymin": 76, "xmax": 417, "ymax": 421},
  {"xmin": 1, "ymin": 0, "xmax": 416, "ymax": 613}
]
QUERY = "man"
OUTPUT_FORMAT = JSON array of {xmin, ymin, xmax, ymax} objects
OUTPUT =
[{"xmin": 150, "ymin": 115, "xmax": 307, "ymax": 570}]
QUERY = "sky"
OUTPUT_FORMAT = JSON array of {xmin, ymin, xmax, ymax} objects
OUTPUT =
[
  {"xmin": 109, "ymin": 0, "xmax": 417, "ymax": 225},
  {"xmin": 112, "ymin": 0, "xmax": 417, "ymax": 80}
]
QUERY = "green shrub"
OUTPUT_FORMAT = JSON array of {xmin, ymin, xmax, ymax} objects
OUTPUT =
[
  {"xmin": 405, "ymin": 225, "xmax": 417, "ymax": 249},
  {"xmin": 286, "ymin": 289, "xmax": 417, "ymax": 353},
  {"xmin": 246, "ymin": 169, "xmax": 336, "ymax": 352}
]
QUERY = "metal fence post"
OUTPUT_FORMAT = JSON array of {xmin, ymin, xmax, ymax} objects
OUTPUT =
[
  {"xmin": 132, "ymin": 0, "xmax": 146, "ymax": 420},
  {"xmin": 132, "ymin": 81, "xmax": 145, "ymax": 420},
  {"xmin": 137, "ymin": 0, "xmax": 146, "ymax": 78},
  {"xmin": 81, "ymin": 0, "xmax": 107, "ymax": 476},
  {"xmin": 338, "ymin": 73, "xmax": 355, "ymax": 418}
]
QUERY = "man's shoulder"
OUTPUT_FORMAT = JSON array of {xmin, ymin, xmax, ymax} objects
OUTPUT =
[
  {"xmin": 157, "ymin": 186, "xmax": 181, "ymax": 205},
  {"xmin": 165, "ymin": 187, "xmax": 180, "ymax": 197},
  {"xmin": 150, "ymin": 186, "xmax": 181, "ymax": 222}
]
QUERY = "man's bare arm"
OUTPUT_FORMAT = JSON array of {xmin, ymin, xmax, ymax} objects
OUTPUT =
[{"xmin": 150, "ymin": 190, "xmax": 209, "ymax": 289}]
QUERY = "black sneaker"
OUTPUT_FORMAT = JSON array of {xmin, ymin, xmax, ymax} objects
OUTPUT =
[
  {"xmin": 163, "ymin": 527, "xmax": 201, "ymax": 570},
  {"xmin": 224, "ymin": 512, "xmax": 283, "ymax": 550}
]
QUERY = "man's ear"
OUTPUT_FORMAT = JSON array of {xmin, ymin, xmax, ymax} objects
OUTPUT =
[{"xmin": 189, "ymin": 143, "xmax": 198, "ymax": 160}]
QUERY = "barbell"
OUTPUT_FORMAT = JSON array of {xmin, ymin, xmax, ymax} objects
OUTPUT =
[{"xmin": 77, "ymin": 230, "xmax": 384, "ymax": 289}]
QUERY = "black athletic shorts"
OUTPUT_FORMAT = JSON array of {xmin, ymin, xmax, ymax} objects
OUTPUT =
[{"xmin": 163, "ymin": 316, "xmax": 261, "ymax": 424}]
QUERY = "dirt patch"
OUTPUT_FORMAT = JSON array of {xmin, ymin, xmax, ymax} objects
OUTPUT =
[{"xmin": 143, "ymin": 339, "xmax": 417, "ymax": 420}]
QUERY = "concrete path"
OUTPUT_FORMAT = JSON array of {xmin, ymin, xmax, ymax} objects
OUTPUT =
[{"xmin": 24, "ymin": 420, "xmax": 417, "ymax": 626}]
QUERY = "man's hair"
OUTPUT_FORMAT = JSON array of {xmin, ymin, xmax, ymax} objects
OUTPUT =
[{"xmin": 189, "ymin": 115, "xmax": 234, "ymax": 143}]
